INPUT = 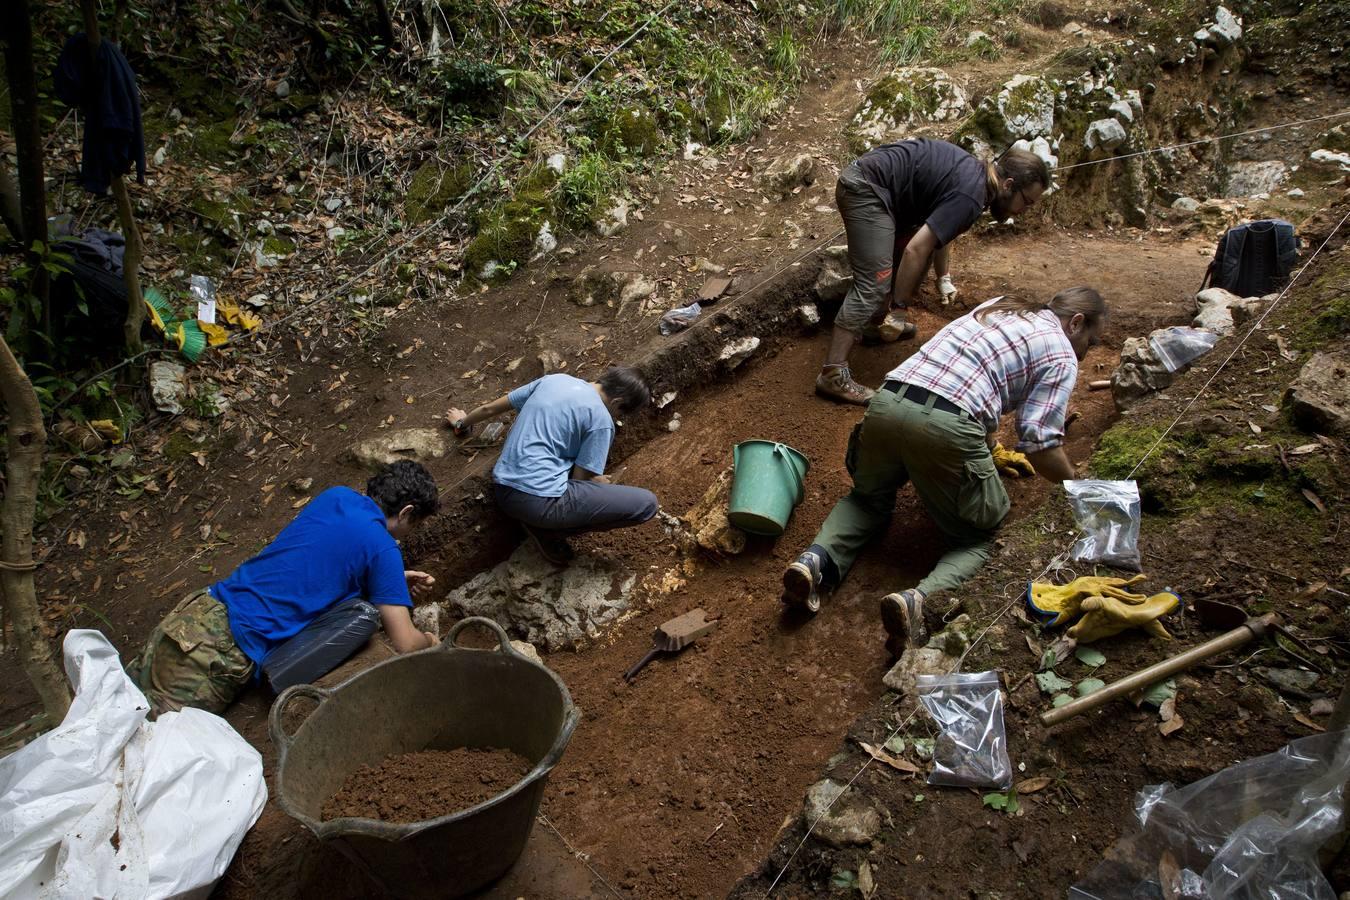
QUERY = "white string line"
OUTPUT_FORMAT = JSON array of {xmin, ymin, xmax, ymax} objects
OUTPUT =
[
  {"xmin": 538, "ymin": 813, "xmax": 628, "ymax": 899},
  {"xmin": 766, "ymin": 203, "xmax": 1350, "ymax": 896},
  {"xmin": 1054, "ymin": 109, "xmax": 1350, "ymax": 171},
  {"xmin": 229, "ymin": 0, "xmax": 681, "ymax": 344}
]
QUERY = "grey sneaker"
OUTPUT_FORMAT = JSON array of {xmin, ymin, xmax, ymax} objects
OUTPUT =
[
  {"xmin": 815, "ymin": 366, "xmax": 875, "ymax": 405},
  {"xmin": 880, "ymin": 588, "xmax": 928, "ymax": 649},
  {"xmin": 781, "ymin": 550, "xmax": 824, "ymax": 614}
]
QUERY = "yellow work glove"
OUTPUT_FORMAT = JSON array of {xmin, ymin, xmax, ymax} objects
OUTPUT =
[
  {"xmin": 1068, "ymin": 591, "xmax": 1181, "ymax": 643},
  {"xmin": 991, "ymin": 442, "xmax": 1036, "ymax": 478},
  {"xmin": 1027, "ymin": 574, "xmax": 1149, "ymax": 626}
]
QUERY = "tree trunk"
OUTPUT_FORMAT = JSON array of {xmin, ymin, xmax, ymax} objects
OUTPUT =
[
  {"xmin": 0, "ymin": 163, "xmax": 24, "ymax": 245},
  {"xmin": 371, "ymin": 0, "xmax": 397, "ymax": 48},
  {"xmin": 0, "ymin": 333, "xmax": 71, "ymax": 722},
  {"xmin": 1, "ymin": 0, "xmax": 51, "ymax": 353},
  {"xmin": 81, "ymin": 0, "xmax": 145, "ymax": 354}
]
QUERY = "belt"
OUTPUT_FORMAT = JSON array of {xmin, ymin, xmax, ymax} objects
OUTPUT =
[{"xmin": 882, "ymin": 381, "xmax": 970, "ymax": 418}]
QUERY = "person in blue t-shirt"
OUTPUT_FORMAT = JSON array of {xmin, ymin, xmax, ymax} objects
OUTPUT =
[
  {"xmin": 446, "ymin": 366, "xmax": 659, "ymax": 564},
  {"xmin": 128, "ymin": 460, "xmax": 441, "ymax": 715}
]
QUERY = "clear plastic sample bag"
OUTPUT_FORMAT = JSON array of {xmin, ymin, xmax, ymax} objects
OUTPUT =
[
  {"xmin": 1148, "ymin": 326, "xmax": 1219, "ymax": 373},
  {"xmin": 916, "ymin": 671, "xmax": 1012, "ymax": 790},
  {"xmin": 1065, "ymin": 479, "xmax": 1142, "ymax": 571}
]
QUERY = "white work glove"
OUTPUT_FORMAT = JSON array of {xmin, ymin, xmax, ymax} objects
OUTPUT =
[{"xmin": 937, "ymin": 275, "xmax": 958, "ymax": 305}]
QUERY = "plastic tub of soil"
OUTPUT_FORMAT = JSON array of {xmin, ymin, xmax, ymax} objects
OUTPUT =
[{"xmin": 270, "ymin": 617, "xmax": 579, "ymax": 899}]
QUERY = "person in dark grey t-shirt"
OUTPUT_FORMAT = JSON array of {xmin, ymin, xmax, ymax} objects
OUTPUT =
[{"xmin": 816, "ymin": 139, "xmax": 1052, "ymax": 405}]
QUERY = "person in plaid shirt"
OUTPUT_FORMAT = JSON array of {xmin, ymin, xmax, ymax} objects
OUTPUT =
[{"xmin": 782, "ymin": 287, "xmax": 1107, "ymax": 654}]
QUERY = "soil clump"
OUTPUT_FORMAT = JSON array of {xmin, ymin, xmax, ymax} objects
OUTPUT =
[{"xmin": 322, "ymin": 747, "xmax": 532, "ymax": 823}]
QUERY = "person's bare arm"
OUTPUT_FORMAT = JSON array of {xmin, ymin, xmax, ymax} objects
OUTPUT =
[
  {"xmin": 1026, "ymin": 446, "xmax": 1077, "ymax": 483},
  {"xmin": 379, "ymin": 604, "xmax": 438, "ymax": 653},
  {"xmin": 446, "ymin": 395, "xmax": 513, "ymax": 432},
  {"xmin": 890, "ymin": 225, "xmax": 939, "ymax": 308}
]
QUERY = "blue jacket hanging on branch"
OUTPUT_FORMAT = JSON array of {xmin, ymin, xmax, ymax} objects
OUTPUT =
[{"xmin": 53, "ymin": 33, "xmax": 146, "ymax": 195}]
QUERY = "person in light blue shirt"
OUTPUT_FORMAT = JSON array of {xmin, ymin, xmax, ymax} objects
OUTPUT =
[{"xmin": 447, "ymin": 366, "xmax": 658, "ymax": 563}]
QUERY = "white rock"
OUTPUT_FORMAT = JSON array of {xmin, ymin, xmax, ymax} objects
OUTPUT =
[
  {"xmin": 1311, "ymin": 149, "xmax": 1350, "ymax": 170},
  {"xmin": 1194, "ymin": 287, "xmax": 1260, "ymax": 335},
  {"xmin": 594, "ymin": 200, "xmax": 629, "ymax": 237},
  {"xmin": 1108, "ymin": 99, "xmax": 1135, "ymax": 123},
  {"xmin": 531, "ymin": 221, "xmax": 558, "ymax": 261},
  {"xmin": 152, "ymin": 146, "xmax": 167, "ymax": 166},
  {"xmin": 1172, "ymin": 197, "xmax": 1201, "ymax": 211},
  {"xmin": 847, "ymin": 67, "xmax": 969, "ymax": 153},
  {"xmin": 326, "ymin": 225, "xmax": 346, "ymax": 241},
  {"xmin": 275, "ymin": 79, "xmax": 290, "ymax": 98},
  {"xmin": 667, "ymin": 417, "xmax": 681, "ymax": 432},
  {"xmin": 1224, "ymin": 160, "xmax": 1288, "ymax": 198},
  {"xmin": 1062, "ymin": 21, "xmax": 1088, "ymax": 36},
  {"xmin": 546, "ymin": 152, "xmax": 567, "ymax": 174},
  {"xmin": 478, "ymin": 260, "xmax": 501, "ymax": 281},
  {"xmin": 149, "ymin": 361, "xmax": 188, "ymax": 415},
  {"xmin": 1011, "ymin": 136, "xmax": 1058, "ymax": 174},
  {"xmin": 965, "ymin": 30, "xmax": 991, "ymax": 46},
  {"xmin": 656, "ymin": 391, "xmax": 677, "ymax": 409},
  {"xmin": 682, "ymin": 142, "xmax": 704, "ymax": 160},
  {"xmin": 1085, "ymin": 118, "xmax": 1128, "ymax": 152},
  {"xmin": 1287, "ymin": 188, "xmax": 1305, "ymax": 198},
  {"xmin": 980, "ymin": 74, "xmax": 1057, "ymax": 144},
  {"xmin": 1195, "ymin": 6, "xmax": 1242, "ymax": 48},
  {"xmin": 798, "ymin": 303, "xmax": 820, "ymax": 327},
  {"xmin": 324, "ymin": 197, "xmax": 344, "ymax": 212},
  {"xmin": 719, "ymin": 336, "xmax": 761, "ymax": 370},
  {"xmin": 168, "ymin": 107, "xmax": 183, "ymax": 124}
]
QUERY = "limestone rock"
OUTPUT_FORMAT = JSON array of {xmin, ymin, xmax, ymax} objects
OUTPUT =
[
  {"xmin": 972, "ymin": 74, "xmax": 1057, "ymax": 145},
  {"xmin": 570, "ymin": 267, "xmax": 654, "ymax": 309},
  {"xmin": 882, "ymin": 647, "xmax": 958, "ymax": 698},
  {"xmin": 1287, "ymin": 350, "xmax": 1350, "ymax": 437},
  {"xmin": 846, "ymin": 67, "xmax": 969, "ymax": 154},
  {"xmin": 1085, "ymin": 118, "xmax": 1128, "ymax": 153},
  {"xmin": 530, "ymin": 221, "xmax": 558, "ymax": 261},
  {"xmin": 1011, "ymin": 136, "xmax": 1058, "ymax": 172},
  {"xmin": 1224, "ymin": 161, "xmax": 1288, "ymax": 198},
  {"xmin": 680, "ymin": 468, "xmax": 746, "ymax": 557},
  {"xmin": 594, "ymin": 200, "xmax": 629, "ymax": 238},
  {"xmin": 1172, "ymin": 197, "xmax": 1201, "ymax": 212},
  {"xmin": 1194, "ymin": 288, "xmax": 1260, "ymax": 335},
  {"xmin": 1194, "ymin": 5, "xmax": 1242, "ymax": 48},
  {"xmin": 759, "ymin": 153, "xmax": 816, "ymax": 196},
  {"xmin": 813, "ymin": 246, "xmax": 853, "ymax": 303},
  {"xmin": 1108, "ymin": 99, "xmax": 1135, "ymax": 123},
  {"xmin": 509, "ymin": 640, "xmax": 543, "ymax": 665},
  {"xmin": 444, "ymin": 543, "xmax": 637, "ymax": 651},
  {"xmin": 1111, "ymin": 337, "xmax": 1175, "ymax": 409},
  {"xmin": 345, "ymin": 428, "xmax": 449, "ymax": 470},
  {"xmin": 538, "ymin": 349, "xmax": 567, "ymax": 374},
  {"xmin": 798, "ymin": 303, "xmax": 821, "ymax": 328},
  {"xmin": 719, "ymin": 336, "xmax": 761, "ymax": 370},
  {"xmin": 802, "ymin": 779, "xmax": 882, "ymax": 848}
]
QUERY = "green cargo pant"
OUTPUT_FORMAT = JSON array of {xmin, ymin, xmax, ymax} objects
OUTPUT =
[
  {"xmin": 126, "ymin": 589, "xmax": 255, "ymax": 716},
  {"xmin": 813, "ymin": 386, "xmax": 1011, "ymax": 596}
]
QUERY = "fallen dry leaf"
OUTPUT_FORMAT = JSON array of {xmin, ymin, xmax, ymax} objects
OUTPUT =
[
  {"xmin": 1159, "ymin": 697, "xmax": 1176, "ymax": 722},
  {"xmin": 1015, "ymin": 776, "xmax": 1054, "ymax": 794},
  {"xmin": 1301, "ymin": 488, "xmax": 1326, "ymax": 513},
  {"xmin": 1159, "ymin": 714, "xmax": 1185, "ymax": 736},
  {"xmin": 1248, "ymin": 421, "xmax": 1262, "ymax": 434},
  {"xmin": 858, "ymin": 741, "xmax": 920, "ymax": 775},
  {"xmin": 1294, "ymin": 713, "xmax": 1326, "ymax": 732}
]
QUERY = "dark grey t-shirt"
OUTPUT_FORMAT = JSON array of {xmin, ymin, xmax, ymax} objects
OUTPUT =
[{"xmin": 854, "ymin": 139, "xmax": 987, "ymax": 247}]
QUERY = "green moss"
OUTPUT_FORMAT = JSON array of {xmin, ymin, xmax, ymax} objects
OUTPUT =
[
  {"xmin": 1297, "ymin": 263, "xmax": 1350, "ymax": 346},
  {"xmin": 405, "ymin": 160, "xmax": 475, "ymax": 225},
  {"xmin": 189, "ymin": 117, "xmax": 244, "ymax": 161},
  {"xmin": 463, "ymin": 168, "xmax": 557, "ymax": 281},
  {"xmin": 598, "ymin": 104, "xmax": 663, "ymax": 158},
  {"xmin": 261, "ymin": 236, "xmax": 295, "ymax": 256},
  {"xmin": 162, "ymin": 432, "xmax": 198, "ymax": 462}
]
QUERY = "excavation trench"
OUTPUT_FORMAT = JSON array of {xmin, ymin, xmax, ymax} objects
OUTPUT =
[{"xmin": 222, "ymin": 239, "xmax": 1156, "ymax": 898}]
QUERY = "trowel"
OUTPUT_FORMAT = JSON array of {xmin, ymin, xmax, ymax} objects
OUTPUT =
[
  {"xmin": 1194, "ymin": 596, "xmax": 1328, "ymax": 672},
  {"xmin": 623, "ymin": 608, "xmax": 718, "ymax": 682}
]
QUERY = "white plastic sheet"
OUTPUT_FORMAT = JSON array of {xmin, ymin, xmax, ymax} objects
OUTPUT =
[{"xmin": 0, "ymin": 630, "xmax": 266, "ymax": 899}]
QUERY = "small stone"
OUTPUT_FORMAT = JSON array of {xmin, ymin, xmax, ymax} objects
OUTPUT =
[
  {"xmin": 412, "ymin": 603, "xmax": 441, "ymax": 635},
  {"xmin": 324, "ymin": 197, "xmax": 344, "ymax": 213},
  {"xmin": 1108, "ymin": 99, "xmax": 1135, "ymax": 123},
  {"xmin": 1085, "ymin": 118, "xmax": 1128, "ymax": 152},
  {"xmin": 290, "ymin": 477, "xmax": 314, "ymax": 494},
  {"xmin": 1194, "ymin": 287, "xmax": 1260, "ymax": 335},
  {"xmin": 275, "ymin": 79, "xmax": 291, "ymax": 98},
  {"xmin": 1171, "ymin": 197, "xmax": 1201, "ymax": 212},
  {"xmin": 1062, "ymin": 21, "xmax": 1088, "ymax": 36},
  {"xmin": 168, "ymin": 107, "xmax": 183, "ymax": 124},
  {"xmin": 679, "ymin": 468, "xmax": 746, "ymax": 557},
  {"xmin": 1224, "ymin": 160, "xmax": 1288, "ymax": 198},
  {"xmin": 881, "ymin": 647, "xmax": 958, "ymax": 699},
  {"xmin": 802, "ymin": 779, "xmax": 882, "ymax": 848},
  {"xmin": 656, "ymin": 391, "xmax": 677, "ymax": 409},
  {"xmin": 1257, "ymin": 667, "xmax": 1319, "ymax": 696},
  {"xmin": 1311, "ymin": 698, "xmax": 1335, "ymax": 717},
  {"xmin": 509, "ymin": 640, "xmax": 544, "ymax": 665},
  {"xmin": 546, "ymin": 153, "xmax": 567, "ymax": 174},
  {"xmin": 594, "ymin": 200, "xmax": 629, "ymax": 238},
  {"xmin": 798, "ymin": 303, "xmax": 820, "ymax": 327},
  {"xmin": 152, "ymin": 146, "xmax": 167, "ymax": 166},
  {"xmin": 505, "ymin": 356, "xmax": 525, "ymax": 374},
  {"xmin": 326, "ymin": 226, "xmax": 346, "ymax": 241},
  {"xmin": 1287, "ymin": 188, "xmax": 1305, "ymax": 198},
  {"xmin": 695, "ymin": 258, "xmax": 726, "ymax": 275},
  {"xmin": 531, "ymin": 221, "xmax": 558, "ymax": 261},
  {"xmin": 965, "ymin": 30, "xmax": 991, "ymax": 46},
  {"xmin": 719, "ymin": 336, "xmax": 761, "ymax": 370},
  {"xmin": 246, "ymin": 293, "xmax": 269, "ymax": 308},
  {"xmin": 667, "ymin": 417, "xmax": 681, "ymax": 432}
]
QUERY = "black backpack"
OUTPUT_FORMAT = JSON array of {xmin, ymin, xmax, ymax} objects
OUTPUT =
[{"xmin": 1200, "ymin": 219, "xmax": 1298, "ymax": 297}]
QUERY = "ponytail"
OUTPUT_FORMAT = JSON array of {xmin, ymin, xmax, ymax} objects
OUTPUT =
[{"xmin": 975, "ymin": 286, "xmax": 1106, "ymax": 327}]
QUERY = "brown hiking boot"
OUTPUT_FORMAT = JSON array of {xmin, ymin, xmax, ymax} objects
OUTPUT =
[
  {"xmin": 876, "ymin": 311, "xmax": 918, "ymax": 343},
  {"xmin": 880, "ymin": 588, "xmax": 928, "ymax": 649},
  {"xmin": 816, "ymin": 366, "xmax": 875, "ymax": 405}
]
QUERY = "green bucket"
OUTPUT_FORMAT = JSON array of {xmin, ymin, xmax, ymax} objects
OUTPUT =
[{"xmin": 728, "ymin": 440, "xmax": 810, "ymax": 537}]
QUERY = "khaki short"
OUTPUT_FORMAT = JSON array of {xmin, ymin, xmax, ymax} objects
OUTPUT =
[{"xmin": 126, "ymin": 589, "xmax": 255, "ymax": 716}]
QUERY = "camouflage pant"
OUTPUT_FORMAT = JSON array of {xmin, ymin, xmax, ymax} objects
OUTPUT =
[{"xmin": 127, "ymin": 589, "xmax": 255, "ymax": 716}]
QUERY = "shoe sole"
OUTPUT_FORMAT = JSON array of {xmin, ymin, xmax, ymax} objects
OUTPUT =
[
  {"xmin": 880, "ymin": 592, "xmax": 926, "ymax": 647},
  {"xmin": 781, "ymin": 563, "xmax": 821, "ymax": 614}
]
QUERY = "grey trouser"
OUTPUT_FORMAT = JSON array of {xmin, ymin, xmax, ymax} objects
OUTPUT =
[
  {"xmin": 494, "ymin": 481, "xmax": 659, "ymax": 535},
  {"xmin": 834, "ymin": 163, "xmax": 910, "ymax": 335},
  {"xmin": 811, "ymin": 385, "xmax": 1010, "ymax": 596}
]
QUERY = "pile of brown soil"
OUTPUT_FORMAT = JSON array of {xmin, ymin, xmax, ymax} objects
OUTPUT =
[{"xmin": 322, "ymin": 747, "xmax": 533, "ymax": 824}]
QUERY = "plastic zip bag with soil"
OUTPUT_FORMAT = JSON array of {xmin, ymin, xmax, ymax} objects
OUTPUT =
[{"xmin": 916, "ymin": 671, "xmax": 1012, "ymax": 790}]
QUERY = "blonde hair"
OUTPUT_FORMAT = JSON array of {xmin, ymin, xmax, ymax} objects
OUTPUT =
[{"xmin": 974, "ymin": 286, "xmax": 1106, "ymax": 326}]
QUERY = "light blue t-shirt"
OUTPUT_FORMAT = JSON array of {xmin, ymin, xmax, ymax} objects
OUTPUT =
[
  {"xmin": 493, "ymin": 374, "xmax": 614, "ymax": 498},
  {"xmin": 212, "ymin": 487, "xmax": 410, "ymax": 665}
]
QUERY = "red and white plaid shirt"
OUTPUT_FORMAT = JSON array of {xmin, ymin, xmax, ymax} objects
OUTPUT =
[{"xmin": 887, "ymin": 299, "xmax": 1078, "ymax": 452}]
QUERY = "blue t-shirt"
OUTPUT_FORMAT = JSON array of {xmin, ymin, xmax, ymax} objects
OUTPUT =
[
  {"xmin": 212, "ymin": 487, "xmax": 410, "ymax": 665},
  {"xmin": 492, "ymin": 374, "xmax": 614, "ymax": 498}
]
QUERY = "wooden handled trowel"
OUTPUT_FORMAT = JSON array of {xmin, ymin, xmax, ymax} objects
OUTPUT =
[{"xmin": 623, "ymin": 608, "xmax": 718, "ymax": 683}]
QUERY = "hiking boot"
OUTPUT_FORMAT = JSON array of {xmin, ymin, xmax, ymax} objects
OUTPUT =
[
  {"xmin": 816, "ymin": 366, "xmax": 875, "ymax": 405},
  {"xmin": 522, "ymin": 523, "xmax": 575, "ymax": 566},
  {"xmin": 781, "ymin": 550, "xmax": 825, "ymax": 614},
  {"xmin": 880, "ymin": 588, "xmax": 928, "ymax": 649},
  {"xmin": 876, "ymin": 311, "xmax": 918, "ymax": 342}
]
